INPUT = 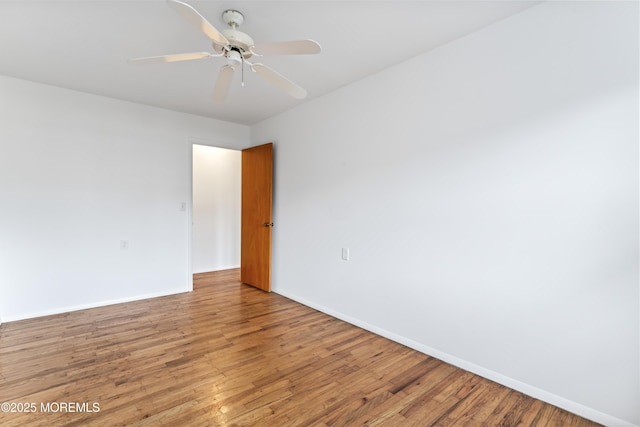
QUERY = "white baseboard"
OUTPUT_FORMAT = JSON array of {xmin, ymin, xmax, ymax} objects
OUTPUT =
[
  {"xmin": 1, "ymin": 288, "xmax": 191, "ymax": 323},
  {"xmin": 273, "ymin": 288, "xmax": 639, "ymax": 427}
]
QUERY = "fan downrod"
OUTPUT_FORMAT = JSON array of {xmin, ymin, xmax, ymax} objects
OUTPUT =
[{"xmin": 222, "ymin": 9, "xmax": 244, "ymax": 29}]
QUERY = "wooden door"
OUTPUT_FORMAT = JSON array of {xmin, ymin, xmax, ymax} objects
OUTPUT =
[{"xmin": 241, "ymin": 143, "xmax": 273, "ymax": 292}]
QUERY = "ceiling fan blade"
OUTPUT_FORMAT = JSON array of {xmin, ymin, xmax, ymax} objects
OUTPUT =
[
  {"xmin": 251, "ymin": 40, "xmax": 321, "ymax": 56},
  {"xmin": 213, "ymin": 65, "xmax": 235, "ymax": 104},
  {"xmin": 128, "ymin": 52, "xmax": 213, "ymax": 64},
  {"xmin": 166, "ymin": 0, "xmax": 229, "ymax": 47},
  {"xmin": 250, "ymin": 63, "xmax": 307, "ymax": 99}
]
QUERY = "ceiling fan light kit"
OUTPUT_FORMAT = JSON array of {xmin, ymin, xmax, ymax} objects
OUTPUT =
[
  {"xmin": 129, "ymin": 0, "xmax": 321, "ymax": 104},
  {"xmin": 226, "ymin": 50, "xmax": 243, "ymax": 67}
]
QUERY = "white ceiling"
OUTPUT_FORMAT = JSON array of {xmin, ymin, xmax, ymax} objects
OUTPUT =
[{"xmin": 0, "ymin": 1, "xmax": 539, "ymax": 125}]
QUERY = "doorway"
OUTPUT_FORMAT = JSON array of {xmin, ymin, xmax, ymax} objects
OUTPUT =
[
  {"xmin": 190, "ymin": 142, "xmax": 273, "ymax": 292},
  {"xmin": 191, "ymin": 144, "xmax": 242, "ymax": 274}
]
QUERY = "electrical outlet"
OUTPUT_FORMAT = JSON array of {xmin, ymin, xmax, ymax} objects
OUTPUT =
[
  {"xmin": 120, "ymin": 240, "xmax": 129, "ymax": 250},
  {"xmin": 341, "ymin": 247, "xmax": 350, "ymax": 261}
]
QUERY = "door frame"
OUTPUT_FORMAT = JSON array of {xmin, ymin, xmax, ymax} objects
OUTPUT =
[
  {"xmin": 188, "ymin": 139, "xmax": 271, "ymax": 290},
  {"xmin": 187, "ymin": 138, "xmax": 245, "ymax": 289}
]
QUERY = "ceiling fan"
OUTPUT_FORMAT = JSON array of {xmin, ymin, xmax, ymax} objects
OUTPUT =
[{"xmin": 129, "ymin": 0, "xmax": 321, "ymax": 103}]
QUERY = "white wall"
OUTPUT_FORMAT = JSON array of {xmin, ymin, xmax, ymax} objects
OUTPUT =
[
  {"xmin": 0, "ymin": 76, "xmax": 250, "ymax": 322},
  {"xmin": 192, "ymin": 145, "xmax": 241, "ymax": 273},
  {"xmin": 252, "ymin": 2, "xmax": 639, "ymax": 426}
]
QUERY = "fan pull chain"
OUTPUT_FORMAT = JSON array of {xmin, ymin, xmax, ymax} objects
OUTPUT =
[{"xmin": 242, "ymin": 56, "xmax": 245, "ymax": 87}]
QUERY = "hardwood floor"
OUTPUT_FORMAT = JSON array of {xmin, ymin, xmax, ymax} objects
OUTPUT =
[{"xmin": 0, "ymin": 269, "xmax": 600, "ymax": 426}]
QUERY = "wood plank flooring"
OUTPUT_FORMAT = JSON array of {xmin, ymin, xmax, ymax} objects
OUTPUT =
[{"xmin": 0, "ymin": 269, "xmax": 600, "ymax": 426}]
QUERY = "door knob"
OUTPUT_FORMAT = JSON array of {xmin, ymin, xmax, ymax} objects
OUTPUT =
[{"xmin": 263, "ymin": 222, "xmax": 274, "ymax": 227}]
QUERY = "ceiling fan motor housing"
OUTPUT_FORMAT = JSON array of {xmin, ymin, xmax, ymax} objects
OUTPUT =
[
  {"xmin": 224, "ymin": 30, "xmax": 254, "ymax": 52},
  {"xmin": 213, "ymin": 9, "xmax": 254, "ymax": 59}
]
